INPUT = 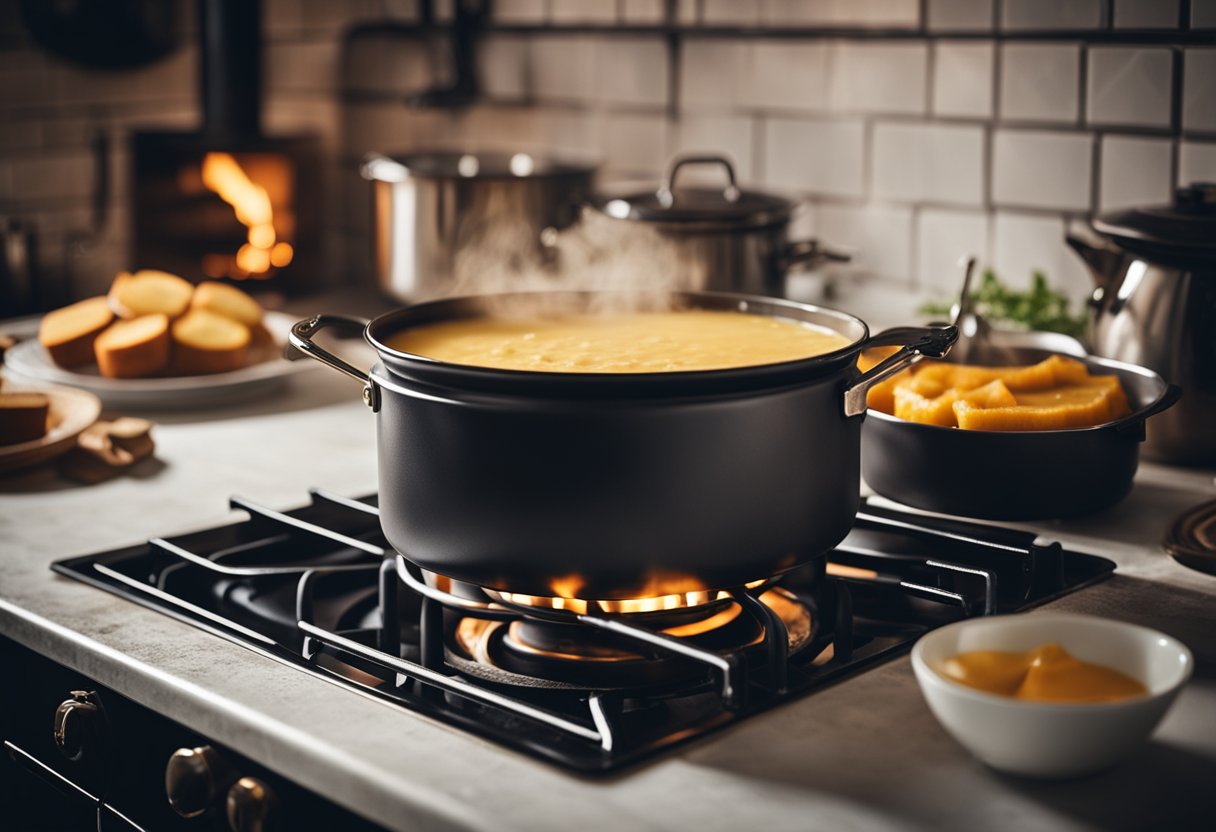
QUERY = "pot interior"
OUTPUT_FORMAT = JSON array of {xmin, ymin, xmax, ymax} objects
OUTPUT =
[{"xmin": 365, "ymin": 291, "xmax": 870, "ymax": 397}]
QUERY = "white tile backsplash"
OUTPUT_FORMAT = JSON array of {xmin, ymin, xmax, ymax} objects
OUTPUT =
[
  {"xmin": 1001, "ymin": 0, "xmax": 1103, "ymax": 30},
  {"xmin": 1178, "ymin": 142, "xmax": 1216, "ymax": 185},
  {"xmin": 992, "ymin": 129, "xmax": 1093, "ymax": 210},
  {"xmin": 1183, "ymin": 49, "xmax": 1216, "ymax": 132},
  {"xmin": 595, "ymin": 37, "xmax": 669, "ymax": 107},
  {"xmin": 932, "ymin": 42, "xmax": 994, "ymax": 118},
  {"xmin": 601, "ymin": 112, "xmax": 669, "ymax": 176},
  {"xmin": 622, "ymin": 0, "xmax": 666, "ymax": 24},
  {"xmin": 492, "ymin": 0, "xmax": 548, "ymax": 23},
  {"xmin": 829, "ymin": 42, "xmax": 929, "ymax": 115},
  {"xmin": 680, "ymin": 39, "xmax": 749, "ymax": 110},
  {"xmin": 531, "ymin": 36, "xmax": 597, "ymax": 102},
  {"xmin": 927, "ymin": 0, "xmax": 994, "ymax": 31},
  {"xmin": 872, "ymin": 123, "xmax": 985, "ymax": 205},
  {"xmin": 341, "ymin": 35, "xmax": 439, "ymax": 96},
  {"xmin": 763, "ymin": 117, "xmax": 866, "ymax": 197},
  {"xmin": 991, "ymin": 211, "xmax": 1092, "ymax": 301},
  {"xmin": 1099, "ymin": 136, "xmax": 1173, "ymax": 210},
  {"xmin": 550, "ymin": 0, "xmax": 618, "ymax": 24},
  {"xmin": 999, "ymin": 43, "xmax": 1080, "ymax": 123},
  {"xmin": 1087, "ymin": 47, "xmax": 1173, "ymax": 127},
  {"xmin": 265, "ymin": 42, "xmax": 340, "ymax": 94},
  {"xmin": 703, "ymin": 0, "xmax": 761, "ymax": 25},
  {"xmin": 2, "ymin": 0, "xmax": 1203, "ymax": 303},
  {"xmin": 9, "ymin": 150, "xmax": 94, "ymax": 201},
  {"xmin": 812, "ymin": 204, "xmax": 914, "ymax": 282},
  {"xmin": 916, "ymin": 209, "xmax": 990, "ymax": 293},
  {"xmin": 1195, "ymin": 0, "xmax": 1216, "ymax": 28},
  {"xmin": 750, "ymin": 42, "xmax": 830, "ymax": 112},
  {"xmin": 480, "ymin": 35, "xmax": 531, "ymax": 100},
  {"xmin": 763, "ymin": 0, "xmax": 920, "ymax": 27},
  {"xmin": 671, "ymin": 115, "xmax": 756, "ymax": 181},
  {"xmin": 1113, "ymin": 0, "xmax": 1180, "ymax": 28}
]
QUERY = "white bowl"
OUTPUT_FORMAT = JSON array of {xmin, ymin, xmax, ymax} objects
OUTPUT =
[{"xmin": 911, "ymin": 613, "xmax": 1192, "ymax": 778}]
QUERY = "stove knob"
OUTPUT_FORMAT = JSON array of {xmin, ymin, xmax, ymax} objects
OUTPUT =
[
  {"xmin": 165, "ymin": 745, "xmax": 231, "ymax": 818},
  {"xmin": 227, "ymin": 776, "xmax": 278, "ymax": 832},
  {"xmin": 53, "ymin": 690, "xmax": 101, "ymax": 762}
]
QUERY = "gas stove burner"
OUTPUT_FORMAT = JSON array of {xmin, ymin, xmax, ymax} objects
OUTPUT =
[
  {"xmin": 484, "ymin": 579, "xmax": 771, "ymax": 616},
  {"xmin": 446, "ymin": 588, "xmax": 813, "ymax": 690}
]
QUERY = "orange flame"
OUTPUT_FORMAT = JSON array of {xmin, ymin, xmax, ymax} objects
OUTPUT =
[
  {"xmin": 496, "ymin": 576, "xmax": 768, "ymax": 615},
  {"xmin": 201, "ymin": 152, "xmax": 281, "ymax": 278}
]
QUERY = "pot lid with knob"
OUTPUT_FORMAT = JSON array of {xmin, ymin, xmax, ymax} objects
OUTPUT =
[
  {"xmin": 590, "ymin": 155, "xmax": 796, "ymax": 230},
  {"xmin": 1090, "ymin": 182, "xmax": 1216, "ymax": 263}
]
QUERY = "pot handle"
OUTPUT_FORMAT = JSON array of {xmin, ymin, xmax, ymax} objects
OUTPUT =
[
  {"xmin": 777, "ymin": 239, "xmax": 852, "ymax": 273},
  {"xmin": 842, "ymin": 325, "xmax": 959, "ymax": 418},
  {"xmin": 657, "ymin": 154, "xmax": 740, "ymax": 207},
  {"xmin": 288, "ymin": 315, "xmax": 377, "ymax": 405}
]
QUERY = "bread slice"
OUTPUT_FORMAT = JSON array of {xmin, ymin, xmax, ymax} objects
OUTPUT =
[
  {"xmin": 108, "ymin": 270, "xmax": 194, "ymax": 319},
  {"xmin": 94, "ymin": 314, "xmax": 172, "ymax": 378},
  {"xmin": 246, "ymin": 320, "xmax": 277, "ymax": 364},
  {"xmin": 171, "ymin": 309, "xmax": 250, "ymax": 375},
  {"xmin": 0, "ymin": 392, "xmax": 50, "ymax": 446},
  {"xmin": 39, "ymin": 296, "xmax": 115, "ymax": 368},
  {"xmin": 189, "ymin": 281, "xmax": 263, "ymax": 327}
]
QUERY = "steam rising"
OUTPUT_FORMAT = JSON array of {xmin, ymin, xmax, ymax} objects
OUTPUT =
[{"xmin": 434, "ymin": 205, "xmax": 699, "ymax": 318}]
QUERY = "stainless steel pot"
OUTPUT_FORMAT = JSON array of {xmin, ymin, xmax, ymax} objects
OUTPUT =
[
  {"xmin": 588, "ymin": 155, "xmax": 849, "ymax": 297},
  {"xmin": 1066, "ymin": 183, "xmax": 1216, "ymax": 465},
  {"xmin": 288, "ymin": 292, "xmax": 956, "ymax": 600},
  {"xmin": 362, "ymin": 151, "xmax": 598, "ymax": 302}
]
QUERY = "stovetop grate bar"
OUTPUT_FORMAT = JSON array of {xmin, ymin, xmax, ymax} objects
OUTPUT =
[
  {"xmin": 229, "ymin": 494, "xmax": 387, "ymax": 557},
  {"xmin": 308, "ymin": 488, "xmax": 380, "ymax": 516},
  {"xmin": 296, "ymin": 620, "xmax": 608, "ymax": 748}
]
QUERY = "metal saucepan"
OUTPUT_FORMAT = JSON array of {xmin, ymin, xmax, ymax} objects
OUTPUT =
[
  {"xmin": 862, "ymin": 336, "xmax": 1181, "ymax": 521},
  {"xmin": 289, "ymin": 292, "xmax": 956, "ymax": 600},
  {"xmin": 362, "ymin": 151, "xmax": 598, "ymax": 302},
  {"xmin": 588, "ymin": 155, "xmax": 850, "ymax": 298}
]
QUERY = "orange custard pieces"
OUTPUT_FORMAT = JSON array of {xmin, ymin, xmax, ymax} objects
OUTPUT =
[{"xmin": 858, "ymin": 353, "xmax": 1131, "ymax": 431}]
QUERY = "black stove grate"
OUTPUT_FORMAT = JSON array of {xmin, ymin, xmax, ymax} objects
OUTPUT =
[{"xmin": 52, "ymin": 489, "xmax": 1114, "ymax": 773}]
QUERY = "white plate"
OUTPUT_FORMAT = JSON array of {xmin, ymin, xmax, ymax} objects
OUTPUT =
[
  {"xmin": 0, "ymin": 384, "xmax": 102, "ymax": 474},
  {"xmin": 3, "ymin": 311, "xmax": 315, "ymax": 410}
]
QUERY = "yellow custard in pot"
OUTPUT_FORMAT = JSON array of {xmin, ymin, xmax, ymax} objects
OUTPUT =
[{"xmin": 387, "ymin": 310, "xmax": 852, "ymax": 373}]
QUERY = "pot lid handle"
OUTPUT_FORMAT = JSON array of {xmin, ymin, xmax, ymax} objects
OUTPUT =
[{"xmin": 657, "ymin": 155, "xmax": 741, "ymax": 208}]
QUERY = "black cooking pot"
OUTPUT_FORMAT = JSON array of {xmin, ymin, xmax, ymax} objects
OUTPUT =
[
  {"xmin": 862, "ymin": 345, "xmax": 1181, "ymax": 520},
  {"xmin": 289, "ymin": 292, "xmax": 956, "ymax": 600}
]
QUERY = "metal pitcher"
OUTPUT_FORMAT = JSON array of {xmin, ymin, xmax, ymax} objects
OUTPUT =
[{"xmin": 1066, "ymin": 183, "xmax": 1216, "ymax": 465}]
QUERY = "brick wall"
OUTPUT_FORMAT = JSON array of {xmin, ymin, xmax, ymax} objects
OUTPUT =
[{"xmin": 3, "ymin": 0, "xmax": 1214, "ymax": 312}]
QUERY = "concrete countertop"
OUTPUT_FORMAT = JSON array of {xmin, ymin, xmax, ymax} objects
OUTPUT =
[{"xmin": 3, "ymin": 306, "xmax": 1216, "ymax": 831}]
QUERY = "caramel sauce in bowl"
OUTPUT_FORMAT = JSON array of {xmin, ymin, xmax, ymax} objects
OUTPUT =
[{"xmin": 911, "ymin": 613, "xmax": 1191, "ymax": 778}]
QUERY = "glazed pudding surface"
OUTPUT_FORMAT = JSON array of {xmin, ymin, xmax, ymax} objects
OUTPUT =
[{"xmin": 387, "ymin": 310, "xmax": 853, "ymax": 373}]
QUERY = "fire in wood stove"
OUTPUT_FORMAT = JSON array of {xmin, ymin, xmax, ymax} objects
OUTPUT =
[{"xmin": 131, "ymin": 0, "xmax": 319, "ymax": 291}]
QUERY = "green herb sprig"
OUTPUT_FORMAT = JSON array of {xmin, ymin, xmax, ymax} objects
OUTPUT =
[{"xmin": 919, "ymin": 269, "xmax": 1087, "ymax": 337}]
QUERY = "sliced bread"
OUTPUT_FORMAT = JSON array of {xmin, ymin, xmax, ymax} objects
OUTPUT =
[
  {"xmin": 171, "ymin": 309, "xmax": 250, "ymax": 375},
  {"xmin": 94, "ymin": 314, "xmax": 172, "ymax": 378},
  {"xmin": 189, "ymin": 281, "xmax": 263, "ymax": 327},
  {"xmin": 0, "ymin": 393, "xmax": 50, "ymax": 446},
  {"xmin": 108, "ymin": 270, "xmax": 194, "ymax": 319},
  {"xmin": 39, "ymin": 296, "xmax": 115, "ymax": 368}
]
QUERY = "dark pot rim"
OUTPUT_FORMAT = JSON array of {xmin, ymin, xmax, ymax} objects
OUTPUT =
[{"xmin": 364, "ymin": 291, "xmax": 871, "ymax": 398}]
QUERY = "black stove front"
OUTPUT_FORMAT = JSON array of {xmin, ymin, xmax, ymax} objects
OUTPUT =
[{"xmin": 52, "ymin": 490, "xmax": 1114, "ymax": 773}]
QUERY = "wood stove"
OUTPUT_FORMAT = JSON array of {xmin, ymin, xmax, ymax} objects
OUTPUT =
[{"xmin": 132, "ymin": 0, "xmax": 320, "ymax": 293}]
